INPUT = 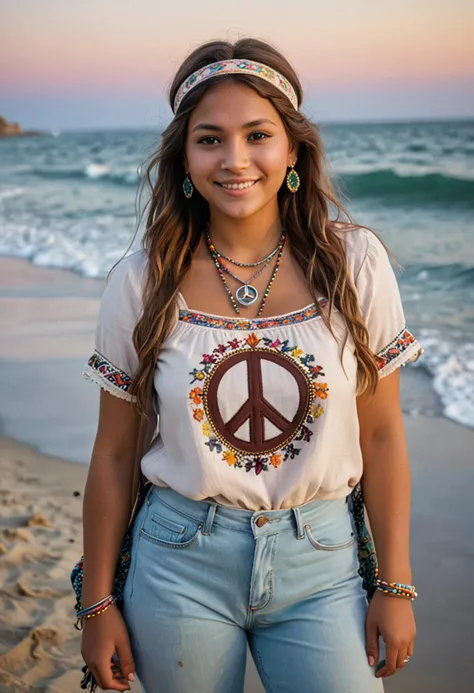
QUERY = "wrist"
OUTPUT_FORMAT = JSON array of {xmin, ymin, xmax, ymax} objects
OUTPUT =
[
  {"xmin": 80, "ymin": 583, "xmax": 115, "ymax": 608},
  {"xmin": 376, "ymin": 564, "xmax": 412, "ymax": 584},
  {"xmin": 373, "ymin": 589, "xmax": 414, "ymax": 604}
]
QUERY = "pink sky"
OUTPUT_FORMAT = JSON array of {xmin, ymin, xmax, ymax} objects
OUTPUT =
[{"xmin": 2, "ymin": 0, "xmax": 473, "ymax": 127}]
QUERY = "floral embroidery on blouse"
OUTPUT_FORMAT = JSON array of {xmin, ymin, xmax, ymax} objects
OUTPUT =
[
  {"xmin": 87, "ymin": 350, "xmax": 132, "ymax": 392},
  {"xmin": 179, "ymin": 301, "xmax": 327, "ymax": 331},
  {"xmin": 188, "ymin": 333, "xmax": 328, "ymax": 475},
  {"xmin": 376, "ymin": 328, "xmax": 419, "ymax": 372}
]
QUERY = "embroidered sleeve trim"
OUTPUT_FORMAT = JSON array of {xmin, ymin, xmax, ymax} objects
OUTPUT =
[
  {"xmin": 376, "ymin": 328, "xmax": 424, "ymax": 379},
  {"xmin": 82, "ymin": 350, "xmax": 136, "ymax": 402}
]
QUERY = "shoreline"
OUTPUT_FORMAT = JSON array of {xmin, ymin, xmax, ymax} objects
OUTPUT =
[{"xmin": 0, "ymin": 256, "xmax": 103, "ymax": 463}]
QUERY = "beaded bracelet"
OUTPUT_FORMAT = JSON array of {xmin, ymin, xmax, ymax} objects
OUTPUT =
[
  {"xmin": 82, "ymin": 599, "xmax": 115, "ymax": 620},
  {"xmin": 75, "ymin": 595, "xmax": 116, "ymax": 630},
  {"xmin": 375, "ymin": 577, "xmax": 418, "ymax": 600},
  {"xmin": 76, "ymin": 594, "xmax": 115, "ymax": 619}
]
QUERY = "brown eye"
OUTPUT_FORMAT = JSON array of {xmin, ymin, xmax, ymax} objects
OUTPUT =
[
  {"xmin": 198, "ymin": 136, "xmax": 220, "ymax": 145},
  {"xmin": 249, "ymin": 132, "xmax": 269, "ymax": 141}
]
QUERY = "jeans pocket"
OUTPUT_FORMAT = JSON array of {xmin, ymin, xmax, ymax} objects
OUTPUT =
[
  {"xmin": 140, "ymin": 498, "xmax": 203, "ymax": 549},
  {"xmin": 150, "ymin": 513, "xmax": 187, "ymax": 542},
  {"xmin": 304, "ymin": 523, "xmax": 355, "ymax": 552}
]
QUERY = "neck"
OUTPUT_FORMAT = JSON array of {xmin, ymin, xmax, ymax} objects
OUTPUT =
[{"xmin": 207, "ymin": 209, "xmax": 282, "ymax": 264}]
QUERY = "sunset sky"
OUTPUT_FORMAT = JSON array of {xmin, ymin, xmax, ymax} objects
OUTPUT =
[{"xmin": 2, "ymin": 0, "xmax": 473, "ymax": 129}]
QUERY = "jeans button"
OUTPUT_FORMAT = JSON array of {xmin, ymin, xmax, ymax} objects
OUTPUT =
[{"xmin": 256, "ymin": 516, "xmax": 270, "ymax": 528}]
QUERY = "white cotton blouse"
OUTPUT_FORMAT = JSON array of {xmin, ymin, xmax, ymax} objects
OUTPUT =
[{"xmin": 83, "ymin": 229, "xmax": 423, "ymax": 511}]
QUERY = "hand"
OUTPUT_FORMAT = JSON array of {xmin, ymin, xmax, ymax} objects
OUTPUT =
[
  {"xmin": 366, "ymin": 590, "xmax": 416, "ymax": 678},
  {"xmin": 81, "ymin": 604, "xmax": 136, "ymax": 691}
]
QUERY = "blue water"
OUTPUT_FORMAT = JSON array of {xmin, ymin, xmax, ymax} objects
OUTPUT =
[{"xmin": 0, "ymin": 120, "xmax": 473, "ymax": 427}]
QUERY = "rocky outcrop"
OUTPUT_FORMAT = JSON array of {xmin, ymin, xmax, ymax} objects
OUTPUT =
[{"xmin": 0, "ymin": 116, "xmax": 41, "ymax": 138}]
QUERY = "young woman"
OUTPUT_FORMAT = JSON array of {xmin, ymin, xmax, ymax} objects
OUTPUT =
[{"xmin": 78, "ymin": 38, "xmax": 422, "ymax": 693}]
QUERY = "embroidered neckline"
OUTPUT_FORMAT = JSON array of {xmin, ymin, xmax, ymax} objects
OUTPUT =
[{"xmin": 179, "ymin": 300, "xmax": 328, "ymax": 330}]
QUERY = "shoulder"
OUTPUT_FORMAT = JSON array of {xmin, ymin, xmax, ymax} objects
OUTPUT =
[
  {"xmin": 333, "ymin": 224, "xmax": 389, "ymax": 282},
  {"xmin": 106, "ymin": 249, "xmax": 149, "ymax": 300}
]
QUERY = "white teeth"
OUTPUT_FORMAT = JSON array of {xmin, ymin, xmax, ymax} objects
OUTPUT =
[{"xmin": 220, "ymin": 180, "xmax": 257, "ymax": 190}]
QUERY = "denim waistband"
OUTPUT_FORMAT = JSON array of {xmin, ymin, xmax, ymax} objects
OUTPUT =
[{"xmin": 148, "ymin": 485, "xmax": 351, "ymax": 539}]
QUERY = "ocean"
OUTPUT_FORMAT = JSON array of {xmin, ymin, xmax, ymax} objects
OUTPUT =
[{"xmin": 0, "ymin": 120, "xmax": 473, "ymax": 428}]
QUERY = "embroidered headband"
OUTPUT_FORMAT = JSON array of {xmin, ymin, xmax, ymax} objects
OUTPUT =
[{"xmin": 173, "ymin": 59, "xmax": 299, "ymax": 113}]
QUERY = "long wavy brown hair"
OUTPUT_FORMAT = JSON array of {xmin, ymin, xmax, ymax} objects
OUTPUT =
[{"xmin": 129, "ymin": 38, "xmax": 380, "ymax": 416}]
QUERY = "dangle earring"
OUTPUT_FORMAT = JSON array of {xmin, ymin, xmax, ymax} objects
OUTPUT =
[
  {"xmin": 183, "ymin": 172, "xmax": 194, "ymax": 199},
  {"xmin": 286, "ymin": 161, "xmax": 300, "ymax": 193}
]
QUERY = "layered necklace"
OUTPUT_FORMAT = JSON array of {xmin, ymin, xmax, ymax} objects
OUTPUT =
[{"xmin": 205, "ymin": 228, "xmax": 286, "ymax": 316}]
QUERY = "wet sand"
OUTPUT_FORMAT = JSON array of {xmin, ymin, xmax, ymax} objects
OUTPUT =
[{"xmin": 0, "ymin": 257, "xmax": 472, "ymax": 692}]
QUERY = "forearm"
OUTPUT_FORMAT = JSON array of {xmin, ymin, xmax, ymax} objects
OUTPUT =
[
  {"xmin": 81, "ymin": 453, "xmax": 136, "ymax": 607},
  {"xmin": 361, "ymin": 429, "xmax": 412, "ymax": 584}
]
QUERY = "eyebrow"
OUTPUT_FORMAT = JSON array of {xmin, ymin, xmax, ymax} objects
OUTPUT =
[{"xmin": 192, "ymin": 118, "xmax": 277, "ymax": 133}]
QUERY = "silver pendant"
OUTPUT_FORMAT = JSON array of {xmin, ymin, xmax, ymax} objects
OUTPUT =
[{"xmin": 236, "ymin": 284, "xmax": 258, "ymax": 306}]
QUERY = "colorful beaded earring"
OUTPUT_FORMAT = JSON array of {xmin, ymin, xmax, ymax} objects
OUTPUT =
[
  {"xmin": 183, "ymin": 173, "xmax": 194, "ymax": 199},
  {"xmin": 286, "ymin": 161, "xmax": 300, "ymax": 193}
]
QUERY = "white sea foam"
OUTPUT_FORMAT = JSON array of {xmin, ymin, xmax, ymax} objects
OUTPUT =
[
  {"xmin": 85, "ymin": 163, "xmax": 110, "ymax": 179},
  {"xmin": 0, "ymin": 219, "xmax": 138, "ymax": 278},
  {"xmin": 0, "ymin": 187, "xmax": 25, "ymax": 201},
  {"xmin": 417, "ymin": 330, "xmax": 474, "ymax": 429}
]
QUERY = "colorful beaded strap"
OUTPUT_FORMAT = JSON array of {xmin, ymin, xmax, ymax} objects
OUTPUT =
[{"xmin": 174, "ymin": 59, "xmax": 299, "ymax": 113}]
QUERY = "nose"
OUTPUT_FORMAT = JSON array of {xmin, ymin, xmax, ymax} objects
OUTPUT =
[{"xmin": 221, "ymin": 138, "xmax": 249, "ymax": 172}]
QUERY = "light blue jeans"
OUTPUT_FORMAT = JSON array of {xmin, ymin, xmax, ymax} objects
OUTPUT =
[{"xmin": 122, "ymin": 485, "xmax": 383, "ymax": 693}]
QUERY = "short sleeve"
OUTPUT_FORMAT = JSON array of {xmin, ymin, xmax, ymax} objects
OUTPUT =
[
  {"xmin": 82, "ymin": 251, "xmax": 148, "ymax": 401},
  {"xmin": 354, "ymin": 232, "xmax": 423, "ymax": 378}
]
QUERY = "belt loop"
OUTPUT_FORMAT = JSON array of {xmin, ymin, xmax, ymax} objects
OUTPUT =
[
  {"xmin": 292, "ymin": 507, "xmax": 305, "ymax": 540},
  {"xmin": 202, "ymin": 502, "xmax": 217, "ymax": 536}
]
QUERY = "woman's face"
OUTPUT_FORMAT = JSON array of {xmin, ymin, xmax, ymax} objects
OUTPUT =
[{"xmin": 185, "ymin": 80, "xmax": 296, "ymax": 222}]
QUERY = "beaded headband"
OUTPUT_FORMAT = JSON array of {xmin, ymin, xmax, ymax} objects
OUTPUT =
[{"xmin": 173, "ymin": 59, "xmax": 299, "ymax": 113}]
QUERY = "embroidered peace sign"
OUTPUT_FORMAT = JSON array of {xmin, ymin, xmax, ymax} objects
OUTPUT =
[
  {"xmin": 204, "ymin": 348, "xmax": 314, "ymax": 456},
  {"xmin": 188, "ymin": 332, "xmax": 328, "ymax": 475}
]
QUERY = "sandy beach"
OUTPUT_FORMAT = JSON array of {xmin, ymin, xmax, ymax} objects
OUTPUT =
[{"xmin": 1, "ymin": 256, "xmax": 473, "ymax": 692}]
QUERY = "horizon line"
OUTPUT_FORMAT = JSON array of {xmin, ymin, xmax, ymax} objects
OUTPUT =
[{"xmin": 12, "ymin": 114, "xmax": 473, "ymax": 135}]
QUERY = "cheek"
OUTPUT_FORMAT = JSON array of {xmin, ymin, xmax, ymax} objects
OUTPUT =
[
  {"xmin": 257, "ymin": 144, "xmax": 289, "ymax": 177},
  {"xmin": 186, "ymin": 143, "xmax": 213, "ymax": 176}
]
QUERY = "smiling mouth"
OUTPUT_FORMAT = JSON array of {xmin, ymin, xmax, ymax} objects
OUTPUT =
[{"xmin": 216, "ymin": 180, "xmax": 259, "ymax": 190}]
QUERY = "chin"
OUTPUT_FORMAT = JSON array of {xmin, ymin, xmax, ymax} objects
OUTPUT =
[
  {"xmin": 222, "ymin": 207, "xmax": 262, "ymax": 221},
  {"xmin": 211, "ymin": 198, "xmax": 269, "ymax": 221}
]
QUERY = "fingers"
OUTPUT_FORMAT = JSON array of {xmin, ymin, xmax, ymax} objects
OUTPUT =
[
  {"xmin": 398, "ymin": 640, "xmax": 415, "ymax": 670},
  {"xmin": 90, "ymin": 660, "xmax": 131, "ymax": 692},
  {"xmin": 365, "ymin": 619, "xmax": 379, "ymax": 668},
  {"xmin": 375, "ymin": 642, "xmax": 398, "ymax": 678},
  {"xmin": 375, "ymin": 639, "xmax": 416, "ymax": 678},
  {"xmin": 89, "ymin": 651, "xmax": 132, "ymax": 692},
  {"xmin": 116, "ymin": 636, "xmax": 136, "ymax": 685},
  {"xmin": 396, "ymin": 645, "xmax": 409, "ymax": 670}
]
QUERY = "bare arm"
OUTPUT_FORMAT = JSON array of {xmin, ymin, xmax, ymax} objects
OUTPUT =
[
  {"xmin": 81, "ymin": 390, "xmax": 142, "ymax": 607},
  {"xmin": 80, "ymin": 390, "xmax": 155, "ymax": 690},
  {"xmin": 357, "ymin": 369, "xmax": 416, "ymax": 678},
  {"xmin": 357, "ymin": 369, "xmax": 411, "ymax": 582}
]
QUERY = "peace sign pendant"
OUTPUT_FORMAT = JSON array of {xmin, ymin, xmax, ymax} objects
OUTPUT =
[{"xmin": 236, "ymin": 284, "xmax": 258, "ymax": 306}]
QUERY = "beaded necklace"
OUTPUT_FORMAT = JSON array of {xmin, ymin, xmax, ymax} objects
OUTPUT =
[
  {"xmin": 215, "ymin": 242, "xmax": 280, "ymax": 268},
  {"xmin": 205, "ymin": 230, "xmax": 286, "ymax": 316}
]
